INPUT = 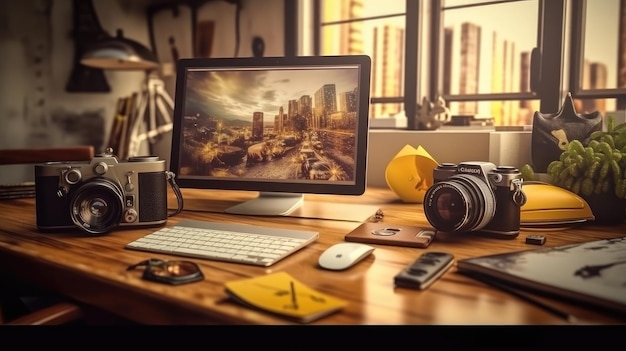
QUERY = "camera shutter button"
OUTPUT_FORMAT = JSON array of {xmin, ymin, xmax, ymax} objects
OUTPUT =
[{"xmin": 94, "ymin": 162, "xmax": 108, "ymax": 175}]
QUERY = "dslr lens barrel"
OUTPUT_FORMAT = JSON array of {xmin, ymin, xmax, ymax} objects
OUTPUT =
[
  {"xmin": 424, "ymin": 174, "xmax": 496, "ymax": 233},
  {"xmin": 423, "ymin": 161, "xmax": 524, "ymax": 237}
]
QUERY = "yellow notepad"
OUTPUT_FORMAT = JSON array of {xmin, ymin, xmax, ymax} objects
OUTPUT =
[{"xmin": 224, "ymin": 271, "xmax": 347, "ymax": 323}]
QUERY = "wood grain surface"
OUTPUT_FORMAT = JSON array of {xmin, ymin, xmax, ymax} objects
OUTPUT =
[{"xmin": 0, "ymin": 187, "xmax": 625, "ymax": 325}]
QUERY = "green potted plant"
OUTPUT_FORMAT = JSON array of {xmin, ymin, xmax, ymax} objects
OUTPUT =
[{"xmin": 524, "ymin": 115, "xmax": 626, "ymax": 224}]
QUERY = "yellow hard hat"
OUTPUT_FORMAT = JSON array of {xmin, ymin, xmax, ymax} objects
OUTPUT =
[{"xmin": 385, "ymin": 145, "xmax": 439, "ymax": 203}]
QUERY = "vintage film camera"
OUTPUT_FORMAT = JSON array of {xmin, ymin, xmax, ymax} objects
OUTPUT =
[
  {"xmin": 422, "ymin": 161, "xmax": 527, "ymax": 239},
  {"xmin": 35, "ymin": 148, "xmax": 169, "ymax": 235}
]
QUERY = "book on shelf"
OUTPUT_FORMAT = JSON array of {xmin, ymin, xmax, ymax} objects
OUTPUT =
[
  {"xmin": 224, "ymin": 271, "xmax": 347, "ymax": 323},
  {"xmin": 456, "ymin": 237, "xmax": 626, "ymax": 315},
  {"xmin": 108, "ymin": 94, "xmax": 137, "ymax": 159}
]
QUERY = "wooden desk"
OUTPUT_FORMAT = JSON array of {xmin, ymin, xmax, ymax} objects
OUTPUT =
[{"xmin": 0, "ymin": 187, "xmax": 625, "ymax": 325}]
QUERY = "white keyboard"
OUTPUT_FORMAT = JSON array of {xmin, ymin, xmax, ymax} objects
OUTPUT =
[{"xmin": 125, "ymin": 219, "xmax": 319, "ymax": 267}]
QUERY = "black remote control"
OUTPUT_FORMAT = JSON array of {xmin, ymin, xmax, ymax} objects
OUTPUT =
[{"xmin": 394, "ymin": 251, "xmax": 454, "ymax": 290}]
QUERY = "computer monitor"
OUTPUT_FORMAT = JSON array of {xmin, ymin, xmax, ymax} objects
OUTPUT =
[{"xmin": 170, "ymin": 55, "xmax": 371, "ymax": 216}]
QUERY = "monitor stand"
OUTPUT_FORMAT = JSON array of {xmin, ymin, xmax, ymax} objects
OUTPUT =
[{"xmin": 224, "ymin": 192, "xmax": 304, "ymax": 216}]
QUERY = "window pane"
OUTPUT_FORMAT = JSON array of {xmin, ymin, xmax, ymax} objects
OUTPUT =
[
  {"xmin": 445, "ymin": 0, "xmax": 511, "ymax": 6},
  {"xmin": 582, "ymin": 0, "xmax": 625, "ymax": 90},
  {"xmin": 574, "ymin": 98, "xmax": 618, "ymax": 117},
  {"xmin": 447, "ymin": 99, "xmax": 539, "ymax": 126},
  {"xmin": 321, "ymin": 0, "xmax": 406, "ymax": 118},
  {"xmin": 321, "ymin": 0, "xmax": 405, "ymax": 23},
  {"xmin": 442, "ymin": 0, "xmax": 538, "ymax": 125},
  {"xmin": 320, "ymin": 0, "xmax": 406, "ymax": 58}
]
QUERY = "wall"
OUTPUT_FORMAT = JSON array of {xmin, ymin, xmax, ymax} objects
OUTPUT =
[
  {"xmin": 366, "ymin": 129, "xmax": 532, "ymax": 189},
  {"xmin": 0, "ymin": 0, "xmax": 284, "ymax": 184}
]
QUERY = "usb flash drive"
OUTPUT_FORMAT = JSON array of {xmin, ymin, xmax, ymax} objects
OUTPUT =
[{"xmin": 525, "ymin": 235, "xmax": 546, "ymax": 245}]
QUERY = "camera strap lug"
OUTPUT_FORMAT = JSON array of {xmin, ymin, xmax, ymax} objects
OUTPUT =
[
  {"xmin": 512, "ymin": 178, "xmax": 527, "ymax": 207},
  {"xmin": 166, "ymin": 171, "xmax": 184, "ymax": 217}
]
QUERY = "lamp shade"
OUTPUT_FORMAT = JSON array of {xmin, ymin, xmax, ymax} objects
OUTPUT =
[{"xmin": 81, "ymin": 29, "xmax": 159, "ymax": 70}]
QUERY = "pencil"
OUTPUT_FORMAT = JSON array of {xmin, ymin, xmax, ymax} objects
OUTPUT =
[{"xmin": 290, "ymin": 281, "xmax": 299, "ymax": 310}]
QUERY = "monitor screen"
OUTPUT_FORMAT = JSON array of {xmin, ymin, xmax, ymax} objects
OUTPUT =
[{"xmin": 170, "ymin": 55, "xmax": 371, "ymax": 216}]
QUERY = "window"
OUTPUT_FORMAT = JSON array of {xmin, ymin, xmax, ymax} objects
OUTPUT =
[{"xmin": 296, "ymin": 0, "xmax": 626, "ymax": 129}]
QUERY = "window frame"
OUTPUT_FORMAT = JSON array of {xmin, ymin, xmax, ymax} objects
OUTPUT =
[
  {"xmin": 287, "ymin": 0, "xmax": 622, "ymax": 130},
  {"xmin": 568, "ymin": 0, "xmax": 626, "ymax": 110},
  {"xmin": 433, "ymin": 0, "xmax": 541, "ymax": 103}
]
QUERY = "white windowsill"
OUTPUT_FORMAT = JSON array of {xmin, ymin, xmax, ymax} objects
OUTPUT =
[{"xmin": 366, "ymin": 129, "xmax": 532, "ymax": 188}]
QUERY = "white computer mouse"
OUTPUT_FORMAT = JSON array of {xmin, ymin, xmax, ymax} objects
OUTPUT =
[{"xmin": 318, "ymin": 242, "xmax": 375, "ymax": 271}]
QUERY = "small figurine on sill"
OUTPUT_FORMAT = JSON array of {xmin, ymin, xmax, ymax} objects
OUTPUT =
[{"xmin": 417, "ymin": 96, "xmax": 451, "ymax": 130}]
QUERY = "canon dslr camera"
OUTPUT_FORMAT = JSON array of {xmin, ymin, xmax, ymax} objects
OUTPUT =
[
  {"xmin": 423, "ymin": 161, "xmax": 526, "ymax": 238},
  {"xmin": 35, "ymin": 148, "xmax": 169, "ymax": 235}
]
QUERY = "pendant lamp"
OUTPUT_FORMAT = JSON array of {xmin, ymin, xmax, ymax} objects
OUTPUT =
[{"xmin": 80, "ymin": 29, "xmax": 159, "ymax": 71}]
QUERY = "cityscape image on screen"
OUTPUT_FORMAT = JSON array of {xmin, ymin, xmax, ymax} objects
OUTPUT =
[{"xmin": 177, "ymin": 65, "xmax": 361, "ymax": 185}]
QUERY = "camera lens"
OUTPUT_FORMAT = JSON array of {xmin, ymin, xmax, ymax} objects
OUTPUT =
[
  {"xmin": 70, "ymin": 178, "xmax": 124, "ymax": 235},
  {"xmin": 423, "ymin": 174, "xmax": 496, "ymax": 233}
]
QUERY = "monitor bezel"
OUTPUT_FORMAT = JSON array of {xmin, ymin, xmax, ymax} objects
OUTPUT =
[{"xmin": 170, "ymin": 55, "xmax": 371, "ymax": 196}]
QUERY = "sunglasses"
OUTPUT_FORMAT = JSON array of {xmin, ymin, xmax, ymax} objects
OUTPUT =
[{"xmin": 127, "ymin": 258, "xmax": 204, "ymax": 285}]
